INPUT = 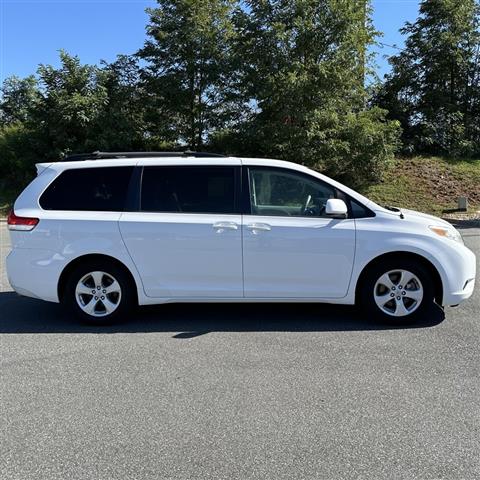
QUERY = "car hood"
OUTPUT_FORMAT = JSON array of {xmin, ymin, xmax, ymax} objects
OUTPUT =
[
  {"xmin": 401, "ymin": 209, "xmax": 452, "ymax": 227},
  {"xmin": 374, "ymin": 206, "xmax": 454, "ymax": 228}
]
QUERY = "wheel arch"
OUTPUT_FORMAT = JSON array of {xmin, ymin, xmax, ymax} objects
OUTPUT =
[
  {"xmin": 355, "ymin": 251, "xmax": 443, "ymax": 305},
  {"xmin": 58, "ymin": 253, "xmax": 139, "ymax": 305}
]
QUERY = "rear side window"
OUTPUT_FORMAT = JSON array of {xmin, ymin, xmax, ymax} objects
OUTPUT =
[
  {"xmin": 40, "ymin": 167, "xmax": 133, "ymax": 211},
  {"xmin": 141, "ymin": 166, "xmax": 236, "ymax": 214}
]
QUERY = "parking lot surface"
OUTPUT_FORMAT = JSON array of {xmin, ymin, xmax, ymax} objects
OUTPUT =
[{"xmin": 1, "ymin": 222, "xmax": 479, "ymax": 480}]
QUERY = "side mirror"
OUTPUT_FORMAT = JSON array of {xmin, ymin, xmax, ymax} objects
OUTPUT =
[{"xmin": 325, "ymin": 198, "xmax": 348, "ymax": 218}]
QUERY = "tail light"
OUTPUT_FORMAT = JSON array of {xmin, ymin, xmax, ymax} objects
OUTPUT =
[{"xmin": 7, "ymin": 210, "xmax": 39, "ymax": 231}]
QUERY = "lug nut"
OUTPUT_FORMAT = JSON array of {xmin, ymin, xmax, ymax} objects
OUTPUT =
[
  {"xmin": 97, "ymin": 286, "xmax": 101, "ymax": 290},
  {"xmin": 397, "ymin": 296, "xmax": 401, "ymax": 301},
  {"xmin": 92, "ymin": 290, "xmax": 96, "ymax": 294},
  {"xmin": 392, "ymin": 286, "xmax": 396, "ymax": 291},
  {"xmin": 390, "ymin": 293, "xmax": 395, "ymax": 297},
  {"xmin": 102, "ymin": 289, "xmax": 106, "ymax": 293},
  {"xmin": 101, "ymin": 296, "xmax": 105, "ymax": 300},
  {"xmin": 94, "ymin": 296, "xmax": 98, "ymax": 300},
  {"xmin": 402, "ymin": 291, "xmax": 406, "ymax": 295}
]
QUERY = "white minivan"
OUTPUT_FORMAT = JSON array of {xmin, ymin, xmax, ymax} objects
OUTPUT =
[{"xmin": 6, "ymin": 151, "xmax": 476, "ymax": 324}]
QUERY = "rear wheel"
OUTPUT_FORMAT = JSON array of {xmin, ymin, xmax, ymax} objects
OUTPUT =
[
  {"xmin": 360, "ymin": 259, "xmax": 435, "ymax": 324},
  {"xmin": 63, "ymin": 260, "xmax": 135, "ymax": 324}
]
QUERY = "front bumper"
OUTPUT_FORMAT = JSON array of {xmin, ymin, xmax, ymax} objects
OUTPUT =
[
  {"xmin": 441, "ymin": 243, "xmax": 476, "ymax": 306},
  {"xmin": 444, "ymin": 277, "xmax": 476, "ymax": 306}
]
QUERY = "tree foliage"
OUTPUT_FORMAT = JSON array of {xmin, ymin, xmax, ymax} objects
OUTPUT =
[
  {"xmin": 1, "ymin": 0, "xmax": 403, "ymax": 191},
  {"xmin": 0, "ymin": 51, "xmax": 142, "ymax": 181},
  {"xmin": 35, "ymin": 50, "xmax": 109, "ymax": 157},
  {"xmin": 0, "ymin": 75, "xmax": 40, "ymax": 126},
  {"xmin": 138, "ymin": 0, "xmax": 238, "ymax": 148},
  {"xmin": 93, "ymin": 56, "xmax": 148, "ymax": 151},
  {"xmin": 224, "ymin": 0, "xmax": 400, "ymax": 187},
  {"xmin": 374, "ymin": 0, "xmax": 480, "ymax": 157}
]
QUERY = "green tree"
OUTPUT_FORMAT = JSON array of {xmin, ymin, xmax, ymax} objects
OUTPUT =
[
  {"xmin": 1, "ymin": 1, "xmax": 401, "ymax": 191},
  {"xmin": 1, "ymin": 76, "xmax": 42, "ymax": 185},
  {"xmin": 1, "ymin": 51, "xmax": 149, "ymax": 187},
  {"xmin": 220, "ymin": 0, "xmax": 400, "ymax": 187},
  {"xmin": 94, "ymin": 55, "xmax": 149, "ymax": 151},
  {"xmin": 138, "ymin": 0, "xmax": 238, "ymax": 149},
  {"xmin": 34, "ymin": 50, "xmax": 109, "ymax": 158},
  {"xmin": 0, "ymin": 75, "xmax": 40, "ymax": 126},
  {"xmin": 374, "ymin": 0, "xmax": 480, "ymax": 157},
  {"xmin": 0, "ymin": 123, "xmax": 43, "ymax": 187}
]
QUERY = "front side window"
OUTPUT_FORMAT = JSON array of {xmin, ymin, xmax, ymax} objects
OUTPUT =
[
  {"xmin": 40, "ymin": 167, "xmax": 133, "ymax": 211},
  {"xmin": 248, "ymin": 167, "xmax": 336, "ymax": 217},
  {"xmin": 141, "ymin": 166, "xmax": 236, "ymax": 214}
]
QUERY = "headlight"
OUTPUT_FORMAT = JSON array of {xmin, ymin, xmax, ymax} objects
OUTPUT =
[{"xmin": 429, "ymin": 225, "xmax": 464, "ymax": 244}]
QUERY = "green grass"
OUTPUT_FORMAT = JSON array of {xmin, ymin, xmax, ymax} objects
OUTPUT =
[
  {"xmin": 362, "ymin": 156, "xmax": 480, "ymax": 216},
  {"xmin": 444, "ymin": 157, "xmax": 480, "ymax": 183},
  {"xmin": 363, "ymin": 171, "xmax": 445, "ymax": 214}
]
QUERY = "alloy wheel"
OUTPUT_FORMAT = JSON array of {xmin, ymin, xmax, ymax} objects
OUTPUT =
[
  {"xmin": 373, "ymin": 269, "xmax": 424, "ymax": 317},
  {"xmin": 75, "ymin": 271, "xmax": 122, "ymax": 317}
]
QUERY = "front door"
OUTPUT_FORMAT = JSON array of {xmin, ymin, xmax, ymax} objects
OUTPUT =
[
  {"xmin": 120, "ymin": 164, "xmax": 243, "ymax": 298},
  {"xmin": 242, "ymin": 166, "xmax": 356, "ymax": 298}
]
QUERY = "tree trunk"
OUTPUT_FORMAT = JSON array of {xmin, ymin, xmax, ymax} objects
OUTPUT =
[{"xmin": 189, "ymin": 66, "xmax": 196, "ymax": 149}]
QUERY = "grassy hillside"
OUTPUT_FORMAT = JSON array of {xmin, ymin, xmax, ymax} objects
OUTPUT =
[
  {"xmin": 1, "ymin": 156, "xmax": 479, "ymax": 217},
  {"xmin": 361, "ymin": 157, "xmax": 480, "ymax": 216}
]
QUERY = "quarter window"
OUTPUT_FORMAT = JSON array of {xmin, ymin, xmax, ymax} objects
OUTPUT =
[
  {"xmin": 141, "ymin": 166, "xmax": 236, "ymax": 214},
  {"xmin": 349, "ymin": 199, "xmax": 375, "ymax": 218},
  {"xmin": 40, "ymin": 167, "xmax": 133, "ymax": 211},
  {"xmin": 248, "ymin": 168, "xmax": 336, "ymax": 217}
]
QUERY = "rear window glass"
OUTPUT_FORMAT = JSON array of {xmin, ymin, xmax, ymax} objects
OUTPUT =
[
  {"xmin": 40, "ymin": 167, "xmax": 133, "ymax": 211},
  {"xmin": 141, "ymin": 166, "xmax": 236, "ymax": 214}
]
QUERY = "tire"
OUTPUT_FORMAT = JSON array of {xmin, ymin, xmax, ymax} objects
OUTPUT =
[
  {"xmin": 62, "ymin": 259, "xmax": 136, "ymax": 325},
  {"xmin": 359, "ymin": 258, "xmax": 435, "ymax": 325}
]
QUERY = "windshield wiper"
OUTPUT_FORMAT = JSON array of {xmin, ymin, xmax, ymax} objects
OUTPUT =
[{"xmin": 384, "ymin": 205, "xmax": 405, "ymax": 219}]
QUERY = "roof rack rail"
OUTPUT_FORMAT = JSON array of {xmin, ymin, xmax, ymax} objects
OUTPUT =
[{"xmin": 62, "ymin": 151, "xmax": 226, "ymax": 161}]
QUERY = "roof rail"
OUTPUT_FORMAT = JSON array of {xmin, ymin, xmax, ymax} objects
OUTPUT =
[{"xmin": 62, "ymin": 151, "xmax": 226, "ymax": 161}]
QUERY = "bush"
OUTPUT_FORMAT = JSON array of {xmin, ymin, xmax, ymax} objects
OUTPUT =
[
  {"xmin": 305, "ymin": 107, "xmax": 402, "ymax": 188},
  {"xmin": 211, "ymin": 108, "xmax": 401, "ymax": 189},
  {"xmin": 0, "ymin": 123, "xmax": 40, "ymax": 189}
]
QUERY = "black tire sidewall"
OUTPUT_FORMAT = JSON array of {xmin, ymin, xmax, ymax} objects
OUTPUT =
[
  {"xmin": 360, "ymin": 259, "xmax": 435, "ymax": 325},
  {"xmin": 63, "ymin": 260, "xmax": 135, "ymax": 325}
]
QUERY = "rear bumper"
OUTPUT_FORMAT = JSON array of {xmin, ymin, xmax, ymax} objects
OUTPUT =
[{"xmin": 6, "ymin": 248, "xmax": 62, "ymax": 303}]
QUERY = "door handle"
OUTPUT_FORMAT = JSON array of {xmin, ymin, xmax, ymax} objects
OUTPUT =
[
  {"xmin": 212, "ymin": 221, "xmax": 239, "ymax": 232},
  {"xmin": 246, "ymin": 223, "xmax": 271, "ymax": 234}
]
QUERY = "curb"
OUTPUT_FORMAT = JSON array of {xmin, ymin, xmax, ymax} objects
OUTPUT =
[{"xmin": 444, "ymin": 218, "xmax": 480, "ymax": 228}]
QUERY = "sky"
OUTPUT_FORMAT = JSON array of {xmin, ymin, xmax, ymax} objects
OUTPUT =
[{"xmin": 0, "ymin": 0, "xmax": 420, "ymax": 84}]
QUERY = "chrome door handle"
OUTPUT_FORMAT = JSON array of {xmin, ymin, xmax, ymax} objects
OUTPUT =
[
  {"xmin": 212, "ymin": 221, "xmax": 239, "ymax": 232},
  {"xmin": 246, "ymin": 223, "xmax": 271, "ymax": 233}
]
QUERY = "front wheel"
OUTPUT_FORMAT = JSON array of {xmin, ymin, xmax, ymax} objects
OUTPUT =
[
  {"xmin": 359, "ymin": 259, "xmax": 435, "ymax": 324},
  {"xmin": 63, "ymin": 260, "xmax": 135, "ymax": 324}
]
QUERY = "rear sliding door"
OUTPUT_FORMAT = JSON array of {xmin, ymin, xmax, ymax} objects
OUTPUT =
[{"xmin": 119, "ymin": 163, "xmax": 243, "ymax": 298}]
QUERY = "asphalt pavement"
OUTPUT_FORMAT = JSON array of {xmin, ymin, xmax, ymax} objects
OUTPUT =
[{"xmin": 1, "ymin": 221, "xmax": 479, "ymax": 480}]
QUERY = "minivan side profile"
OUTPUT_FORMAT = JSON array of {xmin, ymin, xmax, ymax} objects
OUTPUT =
[{"xmin": 6, "ymin": 152, "xmax": 476, "ymax": 324}]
